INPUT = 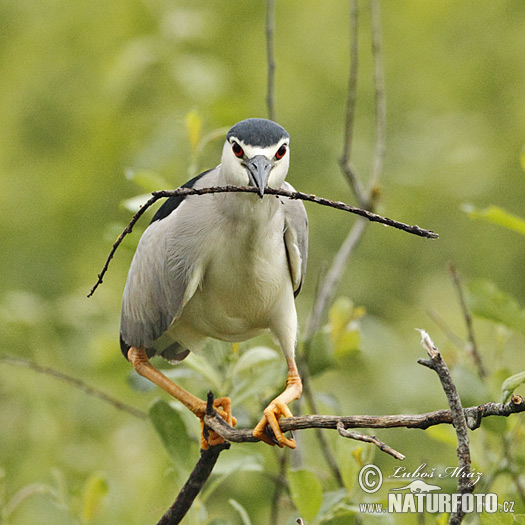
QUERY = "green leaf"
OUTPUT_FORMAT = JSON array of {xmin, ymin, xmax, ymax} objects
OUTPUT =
[
  {"xmin": 335, "ymin": 440, "xmax": 360, "ymax": 492},
  {"xmin": 480, "ymin": 412, "xmax": 508, "ymax": 435},
  {"xmin": 185, "ymin": 109, "xmax": 202, "ymax": 152},
  {"xmin": 149, "ymin": 399, "xmax": 192, "ymax": 468},
  {"xmin": 229, "ymin": 361, "xmax": 282, "ymax": 405},
  {"xmin": 334, "ymin": 330, "xmax": 360, "ymax": 359},
  {"xmin": 462, "ymin": 204, "xmax": 525, "ymax": 236},
  {"xmin": 467, "ymin": 279, "xmax": 525, "ymax": 335},
  {"xmin": 479, "ymin": 511, "xmax": 515, "ymax": 524},
  {"xmin": 328, "ymin": 297, "xmax": 364, "ymax": 358},
  {"xmin": 426, "ymin": 424, "xmax": 457, "ymax": 446},
  {"xmin": 228, "ymin": 499, "xmax": 252, "ymax": 525},
  {"xmin": 231, "ymin": 346, "xmax": 280, "ymax": 376},
  {"xmin": 501, "ymin": 370, "xmax": 525, "ymax": 402},
  {"xmin": 317, "ymin": 489, "xmax": 351, "ymax": 523},
  {"xmin": 183, "ymin": 352, "xmax": 224, "ymax": 392},
  {"xmin": 81, "ymin": 472, "xmax": 108, "ymax": 523},
  {"xmin": 287, "ymin": 469, "xmax": 323, "ymax": 522},
  {"xmin": 202, "ymin": 453, "xmax": 263, "ymax": 502}
]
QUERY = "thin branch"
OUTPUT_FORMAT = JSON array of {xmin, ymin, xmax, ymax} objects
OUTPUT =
[
  {"xmin": 88, "ymin": 185, "xmax": 438, "ymax": 297},
  {"xmin": 301, "ymin": 360, "xmax": 345, "ymax": 485},
  {"xmin": 269, "ymin": 448, "xmax": 289, "ymax": 525},
  {"xmin": 265, "ymin": 0, "xmax": 276, "ymax": 121},
  {"xmin": 427, "ymin": 308, "xmax": 467, "ymax": 350},
  {"xmin": 448, "ymin": 263, "xmax": 487, "ymax": 378},
  {"xmin": 369, "ymin": 0, "xmax": 386, "ymax": 195},
  {"xmin": 306, "ymin": 217, "xmax": 367, "ymax": 340},
  {"xmin": 417, "ymin": 330, "xmax": 472, "ymax": 525},
  {"xmin": 306, "ymin": 0, "xmax": 388, "ymax": 338},
  {"xmin": 202, "ymin": 397, "xmax": 525, "ymax": 444},
  {"xmin": 336, "ymin": 422, "xmax": 405, "ymax": 461},
  {"xmin": 339, "ymin": 0, "xmax": 366, "ymax": 206},
  {"xmin": 156, "ymin": 443, "xmax": 230, "ymax": 525},
  {"xmin": 502, "ymin": 433, "xmax": 525, "ymax": 504},
  {"xmin": 0, "ymin": 356, "xmax": 148, "ymax": 421}
]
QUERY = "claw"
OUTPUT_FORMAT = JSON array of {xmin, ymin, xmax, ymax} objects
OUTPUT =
[
  {"xmin": 200, "ymin": 396, "xmax": 237, "ymax": 450},
  {"xmin": 253, "ymin": 400, "xmax": 296, "ymax": 449}
]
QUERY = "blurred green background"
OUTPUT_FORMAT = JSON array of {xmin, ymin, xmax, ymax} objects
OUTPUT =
[{"xmin": 1, "ymin": 1, "xmax": 524, "ymax": 523}]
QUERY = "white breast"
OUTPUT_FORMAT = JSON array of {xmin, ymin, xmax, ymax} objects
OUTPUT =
[{"xmin": 167, "ymin": 193, "xmax": 293, "ymax": 348}]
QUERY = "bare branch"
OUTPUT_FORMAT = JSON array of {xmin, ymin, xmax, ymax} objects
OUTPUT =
[
  {"xmin": 269, "ymin": 448, "xmax": 289, "ymax": 525},
  {"xmin": 87, "ymin": 190, "xmax": 165, "ymax": 297},
  {"xmin": 369, "ymin": 0, "xmax": 386, "ymax": 195},
  {"xmin": 203, "ymin": 397, "xmax": 525, "ymax": 444},
  {"xmin": 265, "ymin": 0, "xmax": 276, "ymax": 121},
  {"xmin": 0, "ymin": 356, "xmax": 147, "ymax": 421},
  {"xmin": 336, "ymin": 422, "xmax": 405, "ymax": 460},
  {"xmin": 339, "ymin": 0, "xmax": 366, "ymax": 206},
  {"xmin": 427, "ymin": 308, "xmax": 467, "ymax": 350},
  {"xmin": 502, "ymin": 432, "xmax": 525, "ymax": 505},
  {"xmin": 301, "ymin": 363, "xmax": 345, "ymax": 485},
  {"xmin": 156, "ymin": 442, "xmax": 230, "ymax": 525},
  {"xmin": 448, "ymin": 263, "xmax": 487, "ymax": 378},
  {"xmin": 307, "ymin": 0, "xmax": 388, "ymax": 338},
  {"xmin": 88, "ymin": 185, "xmax": 438, "ymax": 297},
  {"xmin": 306, "ymin": 217, "xmax": 367, "ymax": 340},
  {"xmin": 417, "ymin": 330, "xmax": 472, "ymax": 524}
]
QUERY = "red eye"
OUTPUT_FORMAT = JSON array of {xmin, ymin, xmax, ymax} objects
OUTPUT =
[
  {"xmin": 275, "ymin": 144, "xmax": 287, "ymax": 160},
  {"xmin": 232, "ymin": 142, "xmax": 244, "ymax": 158}
]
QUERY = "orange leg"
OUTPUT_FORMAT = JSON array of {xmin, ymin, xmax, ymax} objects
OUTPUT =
[
  {"xmin": 253, "ymin": 357, "xmax": 302, "ymax": 449},
  {"xmin": 128, "ymin": 347, "xmax": 235, "ymax": 449}
]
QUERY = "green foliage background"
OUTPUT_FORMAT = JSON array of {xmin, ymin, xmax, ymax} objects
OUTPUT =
[{"xmin": 1, "ymin": 1, "xmax": 524, "ymax": 523}]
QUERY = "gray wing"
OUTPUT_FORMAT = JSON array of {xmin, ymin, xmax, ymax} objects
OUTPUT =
[
  {"xmin": 119, "ymin": 169, "xmax": 216, "ymax": 357},
  {"xmin": 281, "ymin": 181, "xmax": 308, "ymax": 297}
]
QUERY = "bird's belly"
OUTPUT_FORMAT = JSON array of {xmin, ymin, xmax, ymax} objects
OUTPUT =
[{"xmin": 174, "ymin": 241, "xmax": 290, "ymax": 343}]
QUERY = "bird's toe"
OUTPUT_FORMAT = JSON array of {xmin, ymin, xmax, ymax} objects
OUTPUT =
[{"xmin": 253, "ymin": 400, "xmax": 296, "ymax": 449}]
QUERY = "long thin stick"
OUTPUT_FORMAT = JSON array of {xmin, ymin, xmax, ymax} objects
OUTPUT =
[
  {"xmin": 88, "ymin": 185, "xmax": 438, "ymax": 298},
  {"xmin": 0, "ymin": 356, "xmax": 148, "ymax": 421}
]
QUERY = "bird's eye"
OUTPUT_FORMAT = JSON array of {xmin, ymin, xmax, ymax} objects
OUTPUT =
[
  {"xmin": 275, "ymin": 144, "xmax": 287, "ymax": 160},
  {"xmin": 232, "ymin": 142, "xmax": 244, "ymax": 158}
]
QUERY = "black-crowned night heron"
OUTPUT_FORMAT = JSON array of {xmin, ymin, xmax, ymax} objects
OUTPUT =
[{"xmin": 120, "ymin": 118, "xmax": 308, "ymax": 449}]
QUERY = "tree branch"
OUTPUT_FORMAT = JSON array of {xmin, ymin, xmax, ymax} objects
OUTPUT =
[
  {"xmin": 156, "ymin": 442, "xmax": 230, "ymax": 525},
  {"xmin": 300, "ymin": 360, "xmax": 345, "ymax": 485},
  {"xmin": 305, "ymin": 217, "xmax": 367, "ymax": 340},
  {"xmin": 88, "ymin": 185, "xmax": 438, "ymax": 297},
  {"xmin": 369, "ymin": 0, "xmax": 386, "ymax": 196},
  {"xmin": 417, "ymin": 330, "xmax": 472, "ymax": 524},
  {"xmin": 448, "ymin": 263, "xmax": 487, "ymax": 378},
  {"xmin": 339, "ymin": 0, "xmax": 365, "ymax": 206},
  {"xmin": 307, "ymin": 0, "xmax": 387, "ymax": 340},
  {"xmin": 336, "ymin": 422, "xmax": 405, "ymax": 460},
  {"xmin": 265, "ymin": 0, "xmax": 276, "ymax": 121},
  {"xmin": 202, "ymin": 396, "xmax": 525, "ymax": 444},
  {"xmin": 0, "ymin": 356, "xmax": 147, "ymax": 421}
]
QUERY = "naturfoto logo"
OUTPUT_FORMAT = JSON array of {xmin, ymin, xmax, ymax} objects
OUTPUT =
[{"xmin": 357, "ymin": 464, "xmax": 516, "ymax": 516}]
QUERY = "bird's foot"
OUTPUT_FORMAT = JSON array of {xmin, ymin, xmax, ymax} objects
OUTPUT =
[
  {"xmin": 200, "ymin": 396, "xmax": 236, "ymax": 450},
  {"xmin": 253, "ymin": 400, "xmax": 296, "ymax": 449}
]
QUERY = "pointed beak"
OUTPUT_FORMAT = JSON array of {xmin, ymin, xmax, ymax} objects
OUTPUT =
[{"xmin": 244, "ymin": 155, "xmax": 273, "ymax": 198}]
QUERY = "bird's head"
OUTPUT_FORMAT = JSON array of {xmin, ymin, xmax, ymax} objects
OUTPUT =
[{"xmin": 220, "ymin": 118, "xmax": 290, "ymax": 198}]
